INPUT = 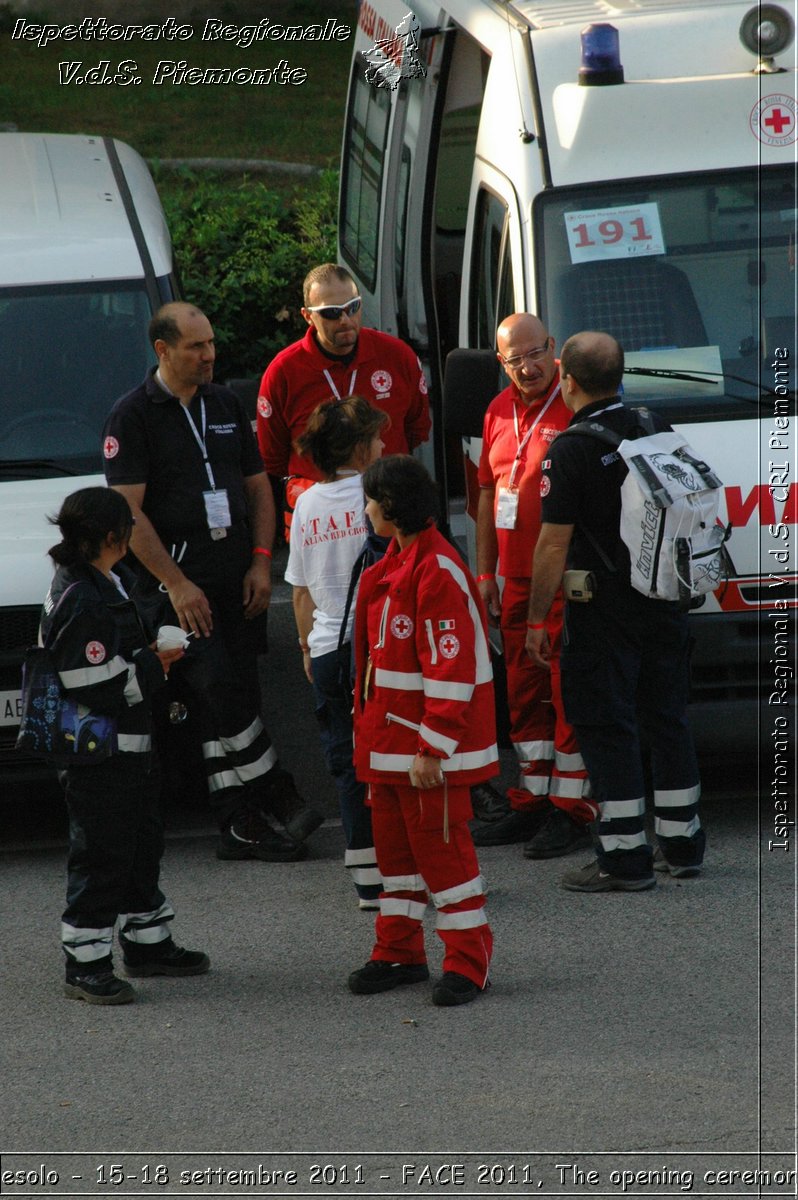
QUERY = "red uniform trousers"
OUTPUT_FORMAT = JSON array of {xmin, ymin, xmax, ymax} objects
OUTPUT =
[
  {"xmin": 500, "ymin": 577, "xmax": 596, "ymax": 823},
  {"xmin": 369, "ymin": 783, "xmax": 492, "ymax": 989}
]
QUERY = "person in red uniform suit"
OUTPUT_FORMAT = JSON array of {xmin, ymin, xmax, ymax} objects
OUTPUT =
[
  {"xmin": 349, "ymin": 456, "xmax": 497, "ymax": 1007},
  {"xmin": 256, "ymin": 263, "xmax": 431, "ymax": 536},
  {"xmin": 472, "ymin": 313, "xmax": 596, "ymax": 858}
]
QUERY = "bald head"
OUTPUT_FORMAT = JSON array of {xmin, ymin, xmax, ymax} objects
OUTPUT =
[
  {"xmin": 496, "ymin": 313, "xmax": 557, "ymax": 404},
  {"xmin": 559, "ymin": 331, "xmax": 624, "ymax": 410}
]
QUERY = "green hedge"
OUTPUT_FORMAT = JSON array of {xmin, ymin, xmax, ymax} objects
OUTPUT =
[{"xmin": 154, "ymin": 167, "xmax": 339, "ymax": 383}]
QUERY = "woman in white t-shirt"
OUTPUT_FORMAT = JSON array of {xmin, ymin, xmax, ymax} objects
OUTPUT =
[{"xmin": 285, "ymin": 396, "xmax": 388, "ymax": 908}]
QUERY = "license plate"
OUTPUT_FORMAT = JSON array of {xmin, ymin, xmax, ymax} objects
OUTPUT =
[{"xmin": 0, "ymin": 690, "xmax": 23, "ymax": 728}]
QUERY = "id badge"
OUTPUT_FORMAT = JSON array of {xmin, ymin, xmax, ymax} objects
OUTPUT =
[
  {"xmin": 495, "ymin": 487, "xmax": 519, "ymax": 530},
  {"xmin": 203, "ymin": 488, "xmax": 232, "ymax": 535}
]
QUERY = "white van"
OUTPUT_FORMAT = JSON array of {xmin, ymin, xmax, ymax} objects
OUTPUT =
[
  {"xmin": 339, "ymin": 0, "xmax": 797, "ymax": 749},
  {"xmin": 0, "ymin": 132, "xmax": 179, "ymax": 774}
]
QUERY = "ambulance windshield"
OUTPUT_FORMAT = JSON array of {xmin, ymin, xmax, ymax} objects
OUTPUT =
[
  {"xmin": 0, "ymin": 283, "xmax": 156, "ymax": 476},
  {"xmin": 536, "ymin": 165, "xmax": 796, "ymax": 419}
]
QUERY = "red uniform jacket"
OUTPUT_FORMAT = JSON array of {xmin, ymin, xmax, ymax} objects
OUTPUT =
[
  {"xmin": 353, "ymin": 526, "xmax": 499, "ymax": 787},
  {"xmin": 257, "ymin": 327, "xmax": 431, "ymax": 480}
]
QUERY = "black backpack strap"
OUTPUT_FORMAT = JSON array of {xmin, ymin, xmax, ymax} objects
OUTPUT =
[
  {"xmin": 337, "ymin": 545, "xmax": 369, "ymax": 654},
  {"xmin": 41, "ymin": 582, "xmax": 82, "ymax": 649},
  {"xmin": 553, "ymin": 421, "xmax": 621, "ymax": 573}
]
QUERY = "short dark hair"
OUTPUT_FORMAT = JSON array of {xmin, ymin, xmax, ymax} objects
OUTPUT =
[
  {"xmin": 148, "ymin": 311, "xmax": 181, "ymax": 348},
  {"xmin": 302, "ymin": 263, "xmax": 355, "ymax": 306},
  {"xmin": 295, "ymin": 395, "xmax": 388, "ymax": 478},
  {"xmin": 48, "ymin": 487, "xmax": 133, "ymax": 566},
  {"xmin": 148, "ymin": 301, "xmax": 206, "ymax": 349},
  {"xmin": 560, "ymin": 332, "xmax": 624, "ymax": 397},
  {"xmin": 362, "ymin": 455, "xmax": 440, "ymax": 535}
]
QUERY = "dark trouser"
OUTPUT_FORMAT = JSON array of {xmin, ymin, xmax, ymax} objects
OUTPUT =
[
  {"xmin": 170, "ymin": 614, "xmax": 279, "ymax": 830},
  {"xmin": 60, "ymin": 753, "xmax": 173, "ymax": 972},
  {"xmin": 312, "ymin": 645, "xmax": 380, "ymax": 902},
  {"xmin": 139, "ymin": 535, "xmax": 279, "ymax": 831},
  {"xmin": 561, "ymin": 579, "xmax": 705, "ymax": 880}
]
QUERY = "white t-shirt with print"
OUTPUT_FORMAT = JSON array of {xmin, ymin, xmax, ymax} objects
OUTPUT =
[{"xmin": 285, "ymin": 474, "xmax": 368, "ymax": 657}]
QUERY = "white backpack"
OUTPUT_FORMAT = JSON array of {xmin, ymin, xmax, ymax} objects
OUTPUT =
[{"xmin": 560, "ymin": 408, "xmax": 732, "ymax": 606}]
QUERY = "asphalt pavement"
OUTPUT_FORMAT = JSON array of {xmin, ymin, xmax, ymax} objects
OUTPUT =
[{"xmin": 1, "ymin": 568, "xmax": 794, "ymax": 1198}]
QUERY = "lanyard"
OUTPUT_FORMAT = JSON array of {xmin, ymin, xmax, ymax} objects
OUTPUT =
[
  {"xmin": 181, "ymin": 396, "xmax": 217, "ymax": 491},
  {"xmin": 508, "ymin": 383, "xmax": 561, "ymax": 490},
  {"xmin": 323, "ymin": 367, "xmax": 358, "ymax": 400},
  {"xmin": 156, "ymin": 369, "xmax": 218, "ymax": 492}
]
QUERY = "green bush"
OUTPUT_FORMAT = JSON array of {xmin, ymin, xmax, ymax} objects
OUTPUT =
[{"xmin": 155, "ymin": 167, "xmax": 339, "ymax": 383}]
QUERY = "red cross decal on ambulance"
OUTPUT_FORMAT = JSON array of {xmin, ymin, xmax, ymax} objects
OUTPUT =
[{"xmin": 750, "ymin": 95, "xmax": 797, "ymax": 146}]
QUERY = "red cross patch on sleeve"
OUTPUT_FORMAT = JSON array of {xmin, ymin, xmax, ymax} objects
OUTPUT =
[{"xmin": 85, "ymin": 641, "xmax": 106, "ymax": 664}]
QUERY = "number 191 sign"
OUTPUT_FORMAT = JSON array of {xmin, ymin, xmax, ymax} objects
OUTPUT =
[{"xmin": 564, "ymin": 203, "xmax": 665, "ymax": 264}]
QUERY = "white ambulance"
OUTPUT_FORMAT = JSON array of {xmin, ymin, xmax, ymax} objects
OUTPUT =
[
  {"xmin": 0, "ymin": 133, "xmax": 179, "ymax": 776},
  {"xmin": 339, "ymin": 0, "xmax": 796, "ymax": 749}
]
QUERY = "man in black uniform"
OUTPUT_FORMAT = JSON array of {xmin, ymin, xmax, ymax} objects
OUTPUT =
[
  {"xmin": 525, "ymin": 331, "xmax": 705, "ymax": 891},
  {"xmin": 102, "ymin": 301, "xmax": 324, "ymax": 861}
]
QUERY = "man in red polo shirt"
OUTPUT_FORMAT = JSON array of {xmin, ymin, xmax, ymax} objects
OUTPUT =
[
  {"xmin": 471, "ymin": 313, "xmax": 596, "ymax": 857},
  {"xmin": 257, "ymin": 263, "xmax": 431, "ymax": 535}
]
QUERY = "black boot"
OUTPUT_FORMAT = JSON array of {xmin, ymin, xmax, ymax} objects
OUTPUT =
[
  {"xmin": 263, "ymin": 767, "xmax": 324, "ymax": 844},
  {"xmin": 217, "ymin": 807, "xmax": 307, "ymax": 862}
]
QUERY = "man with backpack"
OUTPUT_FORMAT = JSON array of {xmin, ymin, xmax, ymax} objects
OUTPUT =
[{"xmin": 525, "ymin": 331, "xmax": 706, "ymax": 891}]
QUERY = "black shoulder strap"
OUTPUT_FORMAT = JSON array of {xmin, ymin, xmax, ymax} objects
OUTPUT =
[
  {"xmin": 555, "ymin": 419, "xmax": 621, "ymax": 449},
  {"xmin": 337, "ymin": 546, "xmax": 368, "ymax": 654},
  {"xmin": 41, "ymin": 582, "xmax": 81, "ymax": 649},
  {"xmin": 552, "ymin": 418, "xmax": 640, "ymax": 576},
  {"xmin": 556, "ymin": 405, "xmax": 655, "ymax": 449}
]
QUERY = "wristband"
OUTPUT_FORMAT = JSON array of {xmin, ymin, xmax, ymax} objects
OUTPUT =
[
  {"xmin": 475, "ymin": 573, "xmax": 495, "ymax": 583},
  {"xmin": 252, "ymin": 546, "xmax": 272, "ymax": 559},
  {"xmin": 526, "ymin": 621, "xmax": 545, "ymax": 630}
]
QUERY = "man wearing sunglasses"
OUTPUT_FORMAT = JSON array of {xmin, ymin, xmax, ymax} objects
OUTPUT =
[
  {"xmin": 471, "ymin": 313, "xmax": 596, "ymax": 859},
  {"xmin": 256, "ymin": 263, "xmax": 431, "ymax": 536}
]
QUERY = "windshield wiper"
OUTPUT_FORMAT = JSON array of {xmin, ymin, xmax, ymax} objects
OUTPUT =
[
  {"xmin": 0, "ymin": 459, "xmax": 82, "ymax": 475},
  {"xmin": 623, "ymin": 366, "xmax": 792, "ymax": 405}
]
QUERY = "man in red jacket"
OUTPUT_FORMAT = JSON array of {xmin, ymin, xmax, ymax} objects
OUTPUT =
[
  {"xmin": 349, "ymin": 456, "xmax": 496, "ymax": 1007},
  {"xmin": 472, "ymin": 313, "xmax": 596, "ymax": 858},
  {"xmin": 256, "ymin": 263, "xmax": 431, "ymax": 536}
]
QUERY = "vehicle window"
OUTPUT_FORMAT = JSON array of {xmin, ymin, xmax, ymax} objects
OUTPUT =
[
  {"xmin": 395, "ymin": 143, "xmax": 412, "ymax": 300},
  {"xmin": 0, "ymin": 284, "xmax": 154, "ymax": 473},
  {"xmin": 469, "ymin": 187, "xmax": 515, "ymax": 349},
  {"xmin": 535, "ymin": 166, "xmax": 796, "ymax": 414},
  {"xmin": 340, "ymin": 57, "xmax": 391, "ymax": 291}
]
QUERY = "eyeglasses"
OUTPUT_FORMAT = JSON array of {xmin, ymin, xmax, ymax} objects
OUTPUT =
[
  {"xmin": 500, "ymin": 340, "xmax": 551, "ymax": 370},
  {"xmin": 305, "ymin": 297, "xmax": 362, "ymax": 321}
]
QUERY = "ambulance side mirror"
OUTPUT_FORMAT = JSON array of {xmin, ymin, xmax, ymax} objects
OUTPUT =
[{"xmin": 443, "ymin": 349, "xmax": 501, "ymax": 438}]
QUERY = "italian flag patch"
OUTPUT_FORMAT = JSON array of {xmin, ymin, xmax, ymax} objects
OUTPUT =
[{"xmin": 438, "ymin": 620, "xmax": 455, "ymax": 630}]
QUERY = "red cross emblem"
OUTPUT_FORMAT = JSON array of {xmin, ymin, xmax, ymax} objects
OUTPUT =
[
  {"xmin": 750, "ymin": 95, "xmax": 797, "ymax": 146},
  {"xmin": 766, "ymin": 108, "xmax": 791, "ymax": 134},
  {"xmin": 439, "ymin": 633, "xmax": 460, "ymax": 659},
  {"xmin": 390, "ymin": 614, "xmax": 413, "ymax": 639},
  {"xmin": 85, "ymin": 641, "xmax": 106, "ymax": 664},
  {"xmin": 103, "ymin": 436, "xmax": 119, "ymax": 459},
  {"xmin": 257, "ymin": 396, "xmax": 272, "ymax": 419},
  {"xmin": 371, "ymin": 369, "xmax": 393, "ymax": 393}
]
